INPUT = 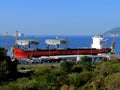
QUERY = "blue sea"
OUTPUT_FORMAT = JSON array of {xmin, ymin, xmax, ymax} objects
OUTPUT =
[{"xmin": 0, "ymin": 35, "xmax": 120, "ymax": 56}]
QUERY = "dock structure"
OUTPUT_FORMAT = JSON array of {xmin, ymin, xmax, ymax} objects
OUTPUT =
[{"xmin": 17, "ymin": 53, "xmax": 118, "ymax": 64}]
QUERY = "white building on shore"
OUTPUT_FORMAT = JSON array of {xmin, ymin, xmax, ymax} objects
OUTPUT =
[{"xmin": 13, "ymin": 31, "xmax": 25, "ymax": 37}]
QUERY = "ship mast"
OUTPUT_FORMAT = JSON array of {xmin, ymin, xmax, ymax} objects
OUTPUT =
[
  {"xmin": 16, "ymin": 30, "xmax": 18, "ymax": 42},
  {"xmin": 5, "ymin": 32, "xmax": 8, "ymax": 49}
]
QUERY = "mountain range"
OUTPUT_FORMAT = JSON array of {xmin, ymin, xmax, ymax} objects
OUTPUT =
[{"xmin": 103, "ymin": 27, "xmax": 120, "ymax": 36}]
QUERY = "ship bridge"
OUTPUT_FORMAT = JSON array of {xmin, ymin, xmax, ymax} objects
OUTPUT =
[{"xmin": 91, "ymin": 35, "xmax": 107, "ymax": 49}]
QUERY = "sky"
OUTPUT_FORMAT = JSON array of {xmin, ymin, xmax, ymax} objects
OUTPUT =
[{"xmin": 0, "ymin": 0, "xmax": 120, "ymax": 36}]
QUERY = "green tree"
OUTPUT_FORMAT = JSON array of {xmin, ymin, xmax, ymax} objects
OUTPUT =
[
  {"xmin": 60, "ymin": 60, "xmax": 73, "ymax": 74},
  {"xmin": 80, "ymin": 56, "xmax": 91, "ymax": 64},
  {"xmin": 78, "ymin": 56, "xmax": 92, "ymax": 71},
  {"xmin": 0, "ymin": 47, "xmax": 7, "ymax": 56},
  {"xmin": 0, "ymin": 60, "xmax": 9, "ymax": 82},
  {"xmin": 0, "ymin": 55, "xmax": 18, "ymax": 84}
]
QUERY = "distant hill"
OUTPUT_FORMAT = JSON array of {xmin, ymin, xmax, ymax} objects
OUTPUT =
[{"xmin": 103, "ymin": 27, "xmax": 120, "ymax": 36}]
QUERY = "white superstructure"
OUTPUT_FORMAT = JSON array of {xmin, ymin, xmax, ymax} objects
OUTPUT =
[
  {"xmin": 16, "ymin": 40, "xmax": 39, "ymax": 46},
  {"xmin": 91, "ymin": 35, "xmax": 107, "ymax": 49},
  {"xmin": 45, "ymin": 39, "xmax": 68, "ymax": 45},
  {"xmin": 45, "ymin": 38, "xmax": 68, "ymax": 49}
]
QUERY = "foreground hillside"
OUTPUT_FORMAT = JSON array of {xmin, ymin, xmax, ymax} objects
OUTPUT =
[{"xmin": 0, "ymin": 56, "xmax": 120, "ymax": 90}]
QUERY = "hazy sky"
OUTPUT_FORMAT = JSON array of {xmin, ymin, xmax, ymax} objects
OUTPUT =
[{"xmin": 0, "ymin": 0, "xmax": 120, "ymax": 36}]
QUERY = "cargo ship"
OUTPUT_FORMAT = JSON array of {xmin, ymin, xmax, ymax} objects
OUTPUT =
[{"xmin": 11, "ymin": 35, "xmax": 111, "ymax": 59}]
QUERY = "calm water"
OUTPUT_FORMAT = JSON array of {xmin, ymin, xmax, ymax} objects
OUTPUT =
[{"xmin": 0, "ymin": 35, "xmax": 119, "ymax": 56}]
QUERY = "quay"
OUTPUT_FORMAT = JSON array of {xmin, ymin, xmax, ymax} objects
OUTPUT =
[{"xmin": 17, "ymin": 53, "xmax": 120, "ymax": 65}]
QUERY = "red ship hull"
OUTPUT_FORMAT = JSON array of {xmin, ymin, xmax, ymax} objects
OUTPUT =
[{"xmin": 13, "ymin": 48, "xmax": 111, "ymax": 59}]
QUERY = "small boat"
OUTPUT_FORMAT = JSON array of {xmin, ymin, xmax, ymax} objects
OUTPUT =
[{"xmin": 11, "ymin": 35, "xmax": 111, "ymax": 59}]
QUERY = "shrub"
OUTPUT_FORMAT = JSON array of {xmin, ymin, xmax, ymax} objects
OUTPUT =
[
  {"xmin": 0, "ymin": 60, "xmax": 9, "ymax": 82},
  {"xmin": 45, "ymin": 73, "xmax": 57, "ymax": 86},
  {"xmin": 78, "ymin": 56, "xmax": 91, "ymax": 64},
  {"xmin": 60, "ymin": 60, "xmax": 73, "ymax": 74},
  {"xmin": 91, "ymin": 75, "xmax": 105, "ymax": 90},
  {"xmin": 78, "ymin": 83, "xmax": 91, "ymax": 90},
  {"xmin": 32, "ymin": 65, "xmax": 51, "ymax": 76},
  {"xmin": 0, "ymin": 82, "xmax": 19, "ymax": 90},
  {"xmin": 35, "ymin": 75, "xmax": 49, "ymax": 90},
  {"xmin": 95, "ymin": 61, "xmax": 112, "ymax": 77},
  {"xmin": 68, "ymin": 71, "xmax": 94, "ymax": 87},
  {"xmin": 60, "ymin": 84, "xmax": 75, "ymax": 90},
  {"xmin": 0, "ymin": 47, "xmax": 7, "ymax": 56},
  {"xmin": 77, "ymin": 56, "xmax": 93, "ymax": 71},
  {"xmin": 3, "ymin": 77, "xmax": 49, "ymax": 90},
  {"xmin": 79, "ymin": 71, "xmax": 94, "ymax": 85},
  {"xmin": 56, "ymin": 74, "xmax": 69, "ymax": 87},
  {"xmin": 20, "ymin": 79, "xmax": 38, "ymax": 90},
  {"xmin": 0, "ymin": 56, "xmax": 18, "ymax": 84},
  {"xmin": 71, "ymin": 64, "xmax": 83, "ymax": 73},
  {"xmin": 105, "ymin": 73, "xmax": 120, "ymax": 90},
  {"xmin": 110, "ymin": 63, "xmax": 120, "ymax": 73},
  {"xmin": 68, "ymin": 73, "xmax": 80, "ymax": 87}
]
